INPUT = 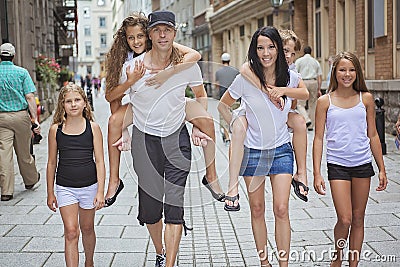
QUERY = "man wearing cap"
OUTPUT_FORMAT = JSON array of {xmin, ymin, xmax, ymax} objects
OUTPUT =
[
  {"xmin": 215, "ymin": 52, "xmax": 239, "ymax": 144},
  {"xmin": 120, "ymin": 11, "xmax": 207, "ymax": 267},
  {"xmin": 0, "ymin": 43, "xmax": 41, "ymax": 201}
]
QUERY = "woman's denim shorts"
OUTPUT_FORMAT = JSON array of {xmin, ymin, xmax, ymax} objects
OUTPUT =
[{"xmin": 240, "ymin": 142, "xmax": 294, "ymax": 177}]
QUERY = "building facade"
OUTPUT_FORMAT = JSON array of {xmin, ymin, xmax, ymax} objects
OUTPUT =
[
  {"xmin": 1, "ymin": 0, "xmax": 78, "ymax": 118},
  {"xmin": 209, "ymin": 0, "xmax": 400, "ymax": 133},
  {"xmin": 76, "ymin": 0, "xmax": 113, "ymax": 80}
]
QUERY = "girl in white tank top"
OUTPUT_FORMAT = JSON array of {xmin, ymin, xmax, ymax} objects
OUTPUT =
[{"xmin": 313, "ymin": 52, "xmax": 387, "ymax": 266}]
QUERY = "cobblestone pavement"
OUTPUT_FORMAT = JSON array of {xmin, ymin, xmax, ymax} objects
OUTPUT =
[{"xmin": 0, "ymin": 95, "xmax": 399, "ymax": 266}]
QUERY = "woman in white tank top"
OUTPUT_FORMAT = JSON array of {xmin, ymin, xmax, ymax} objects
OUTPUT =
[{"xmin": 313, "ymin": 52, "xmax": 388, "ymax": 266}]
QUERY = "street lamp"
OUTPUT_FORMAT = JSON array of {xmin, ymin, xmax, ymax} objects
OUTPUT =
[
  {"xmin": 271, "ymin": 0, "xmax": 294, "ymax": 16},
  {"xmin": 179, "ymin": 22, "xmax": 188, "ymax": 36}
]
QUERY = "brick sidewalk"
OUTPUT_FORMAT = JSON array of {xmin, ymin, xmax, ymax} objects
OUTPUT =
[{"xmin": 0, "ymin": 95, "xmax": 399, "ymax": 266}]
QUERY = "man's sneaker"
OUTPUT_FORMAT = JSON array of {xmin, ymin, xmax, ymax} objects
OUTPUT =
[{"xmin": 155, "ymin": 252, "xmax": 166, "ymax": 267}]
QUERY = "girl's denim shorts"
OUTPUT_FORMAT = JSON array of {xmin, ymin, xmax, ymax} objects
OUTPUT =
[{"xmin": 240, "ymin": 142, "xmax": 294, "ymax": 177}]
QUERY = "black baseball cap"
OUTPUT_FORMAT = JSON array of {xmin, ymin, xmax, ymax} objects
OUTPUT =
[{"xmin": 148, "ymin": 11, "xmax": 176, "ymax": 29}]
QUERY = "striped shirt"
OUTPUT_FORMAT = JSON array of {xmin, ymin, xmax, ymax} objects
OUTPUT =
[{"xmin": 0, "ymin": 61, "xmax": 36, "ymax": 112}]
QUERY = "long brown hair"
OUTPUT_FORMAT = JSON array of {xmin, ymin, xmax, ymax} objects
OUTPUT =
[
  {"xmin": 53, "ymin": 82, "xmax": 94, "ymax": 124},
  {"xmin": 105, "ymin": 12, "xmax": 148, "ymax": 94},
  {"xmin": 328, "ymin": 51, "xmax": 368, "ymax": 93}
]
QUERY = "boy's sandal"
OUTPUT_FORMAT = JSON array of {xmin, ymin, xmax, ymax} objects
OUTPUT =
[
  {"xmin": 291, "ymin": 178, "xmax": 309, "ymax": 202},
  {"xmin": 224, "ymin": 194, "xmax": 240, "ymax": 212}
]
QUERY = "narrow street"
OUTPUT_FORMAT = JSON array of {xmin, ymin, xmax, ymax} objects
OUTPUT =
[{"xmin": 0, "ymin": 94, "xmax": 399, "ymax": 266}]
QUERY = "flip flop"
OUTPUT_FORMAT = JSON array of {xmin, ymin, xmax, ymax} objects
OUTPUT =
[
  {"xmin": 224, "ymin": 194, "xmax": 240, "ymax": 211},
  {"xmin": 291, "ymin": 178, "xmax": 309, "ymax": 202}
]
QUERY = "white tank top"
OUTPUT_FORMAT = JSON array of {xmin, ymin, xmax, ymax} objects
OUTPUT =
[{"xmin": 326, "ymin": 92, "xmax": 372, "ymax": 167}]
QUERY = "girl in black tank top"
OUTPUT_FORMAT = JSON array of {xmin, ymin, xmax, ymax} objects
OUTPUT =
[{"xmin": 46, "ymin": 83, "xmax": 105, "ymax": 267}]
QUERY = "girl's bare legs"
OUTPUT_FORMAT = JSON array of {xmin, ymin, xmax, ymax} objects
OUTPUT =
[
  {"xmin": 105, "ymin": 104, "xmax": 128, "ymax": 200},
  {"xmin": 330, "ymin": 180, "xmax": 352, "ymax": 266},
  {"xmin": 287, "ymin": 112, "xmax": 308, "ymax": 195},
  {"xmin": 348, "ymin": 178, "xmax": 370, "ymax": 267},
  {"xmin": 185, "ymin": 99, "xmax": 223, "ymax": 194},
  {"xmin": 226, "ymin": 116, "xmax": 247, "ymax": 207},
  {"xmin": 60, "ymin": 204, "xmax": 80, "ymax": 267},
  {"xmin": 330, "ymin": 178, "xmax": 370, "ymax": 267},
  {"xmin": 270, "ymin": 173, "xmax": 292, "ymax": 267},
  {"xmin": 244, "ymin": 176, "xmax": 271, "ymax": 266},
  {"xmin": 79, "ymin": 207, "xmax": 96, "ymax": 267}
]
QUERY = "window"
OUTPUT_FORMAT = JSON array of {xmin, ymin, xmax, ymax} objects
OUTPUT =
[
  {"xmin": 84, "ymin": 26, "xmax": 91, "ymax": 36},
  {"xmin": 315, "ymin": 12, "xmax": 321, "ymax": 58},
  {"xmin": 267, "ymin": 15, "xmax": 273, "ymax": 26},
  {"xmin": 100, "ymin": 33, "xmax": 107, "ymax": 48},
  {"xmin": 99, "ymin": 17, "xmax": 106, "ymax": 28},
  {"xmin": 85, "ymin": 41, "xmax": 92, "ymax": 56},
  {"xmin": 258, "ymin": 18, "xmax": 264, "ymax": 29},
  {"xmin": 368, "ymin": 0, "xmax": 374, "ymax": 48},
  {"xmin": 83, "ymin": 7, "xmax": 90, "ymax": 19},
  {"xmin": 397, "ymin": 0, "xmax": 400, "ymax": 43},
  {"xmin": 239, "ymin": 25, "xmax": 245, "ymax": 37},
  {"xmin": 228, "ymin": 30, "xmax": 231, "ymax": 41}
]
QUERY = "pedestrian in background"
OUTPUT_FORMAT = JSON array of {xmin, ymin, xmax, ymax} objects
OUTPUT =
[
  {"xmin": 313, "ymin": 52, "xmax": 387, "ymax": 266},
  {"xmin": 295, "ymin": 45, "xmax": 322, "ymax": 130},
  {"xmin": 46, "ymin": 83, "xmax": 105, "ymax": 267},
  {"xmin": 215, "ymin": 52, "xmax": 239, "ymax": 144},
  {"xmin": 218, "ymin": 26, "xmax": 309, "ymax": 267},
  {"xmin": 0, "ymin": 43, "xmax": 41, "ymax": 201}
]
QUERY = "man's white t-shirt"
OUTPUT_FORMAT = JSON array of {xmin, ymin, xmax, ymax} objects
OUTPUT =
[
  {"xmin": 228, "ymin": 70, "xmax": 299, "ymax": 150},
  {"xmin": 121, "ymin": 53, "xmax": 203, "ymax": 137}
]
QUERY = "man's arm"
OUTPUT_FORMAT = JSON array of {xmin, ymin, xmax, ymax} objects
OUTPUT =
[
  {"xmin": 317, "ymin": 74, "xmax": 322, "ymax": 97},
  {"xmin": 25, "ymin": 93, "xmax": 40, "ymax": 133}
]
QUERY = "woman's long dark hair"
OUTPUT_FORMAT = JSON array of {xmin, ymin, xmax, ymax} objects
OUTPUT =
[{"xmin": 248, "ymin": 26, "xmax": 289, "ymax": 89}]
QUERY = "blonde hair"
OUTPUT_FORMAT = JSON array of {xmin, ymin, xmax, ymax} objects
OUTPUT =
[
  {"xmin": 105, "ymin": 12, "xmax": 148, "ymax": 94},
  {"xmin": 278, "ymin": 29, "xmax": 302, "ymax": 52},
  {"xmin": 53, "ymin": 82, "xmax": 94, "ymax": 124}
]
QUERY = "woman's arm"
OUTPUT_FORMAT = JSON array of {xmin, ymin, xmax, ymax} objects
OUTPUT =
[
  {"xmin": 91, "ymin": 122, "xmax": 106, "ymax": 209},
  {"xmin": 267, "ymin": 79, "xmax": 309, "ymax": 101},
  {"xmin": 46, "ymin": 125, "xmax": 58, "ymax": 212},
  {"xmin": 105, "ymin": 61, "xmax": 145, "ymax": 103},
  {"xmin": 364, "ymin": 92, "xmax": 388, "ymax": 191},
  {"xmin": 217, "ymin": 91, "xmax": 237, "ymax": 127},
  {"xmin": 312, "ymin": 95, "xmax": 329, "ymax": 195}
]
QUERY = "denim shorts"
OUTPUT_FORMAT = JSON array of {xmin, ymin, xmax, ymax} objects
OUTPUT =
[
  {"xmin": 240, "ymin": 142, "xmax": 294, "ymax": 176},
  {"xmin": 327, "ymin": 162, "xmax": 375, "ymax": 181},
  {"xmin": 55, "ymin": 183, "xmax": 98, "ymax": 209}
]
